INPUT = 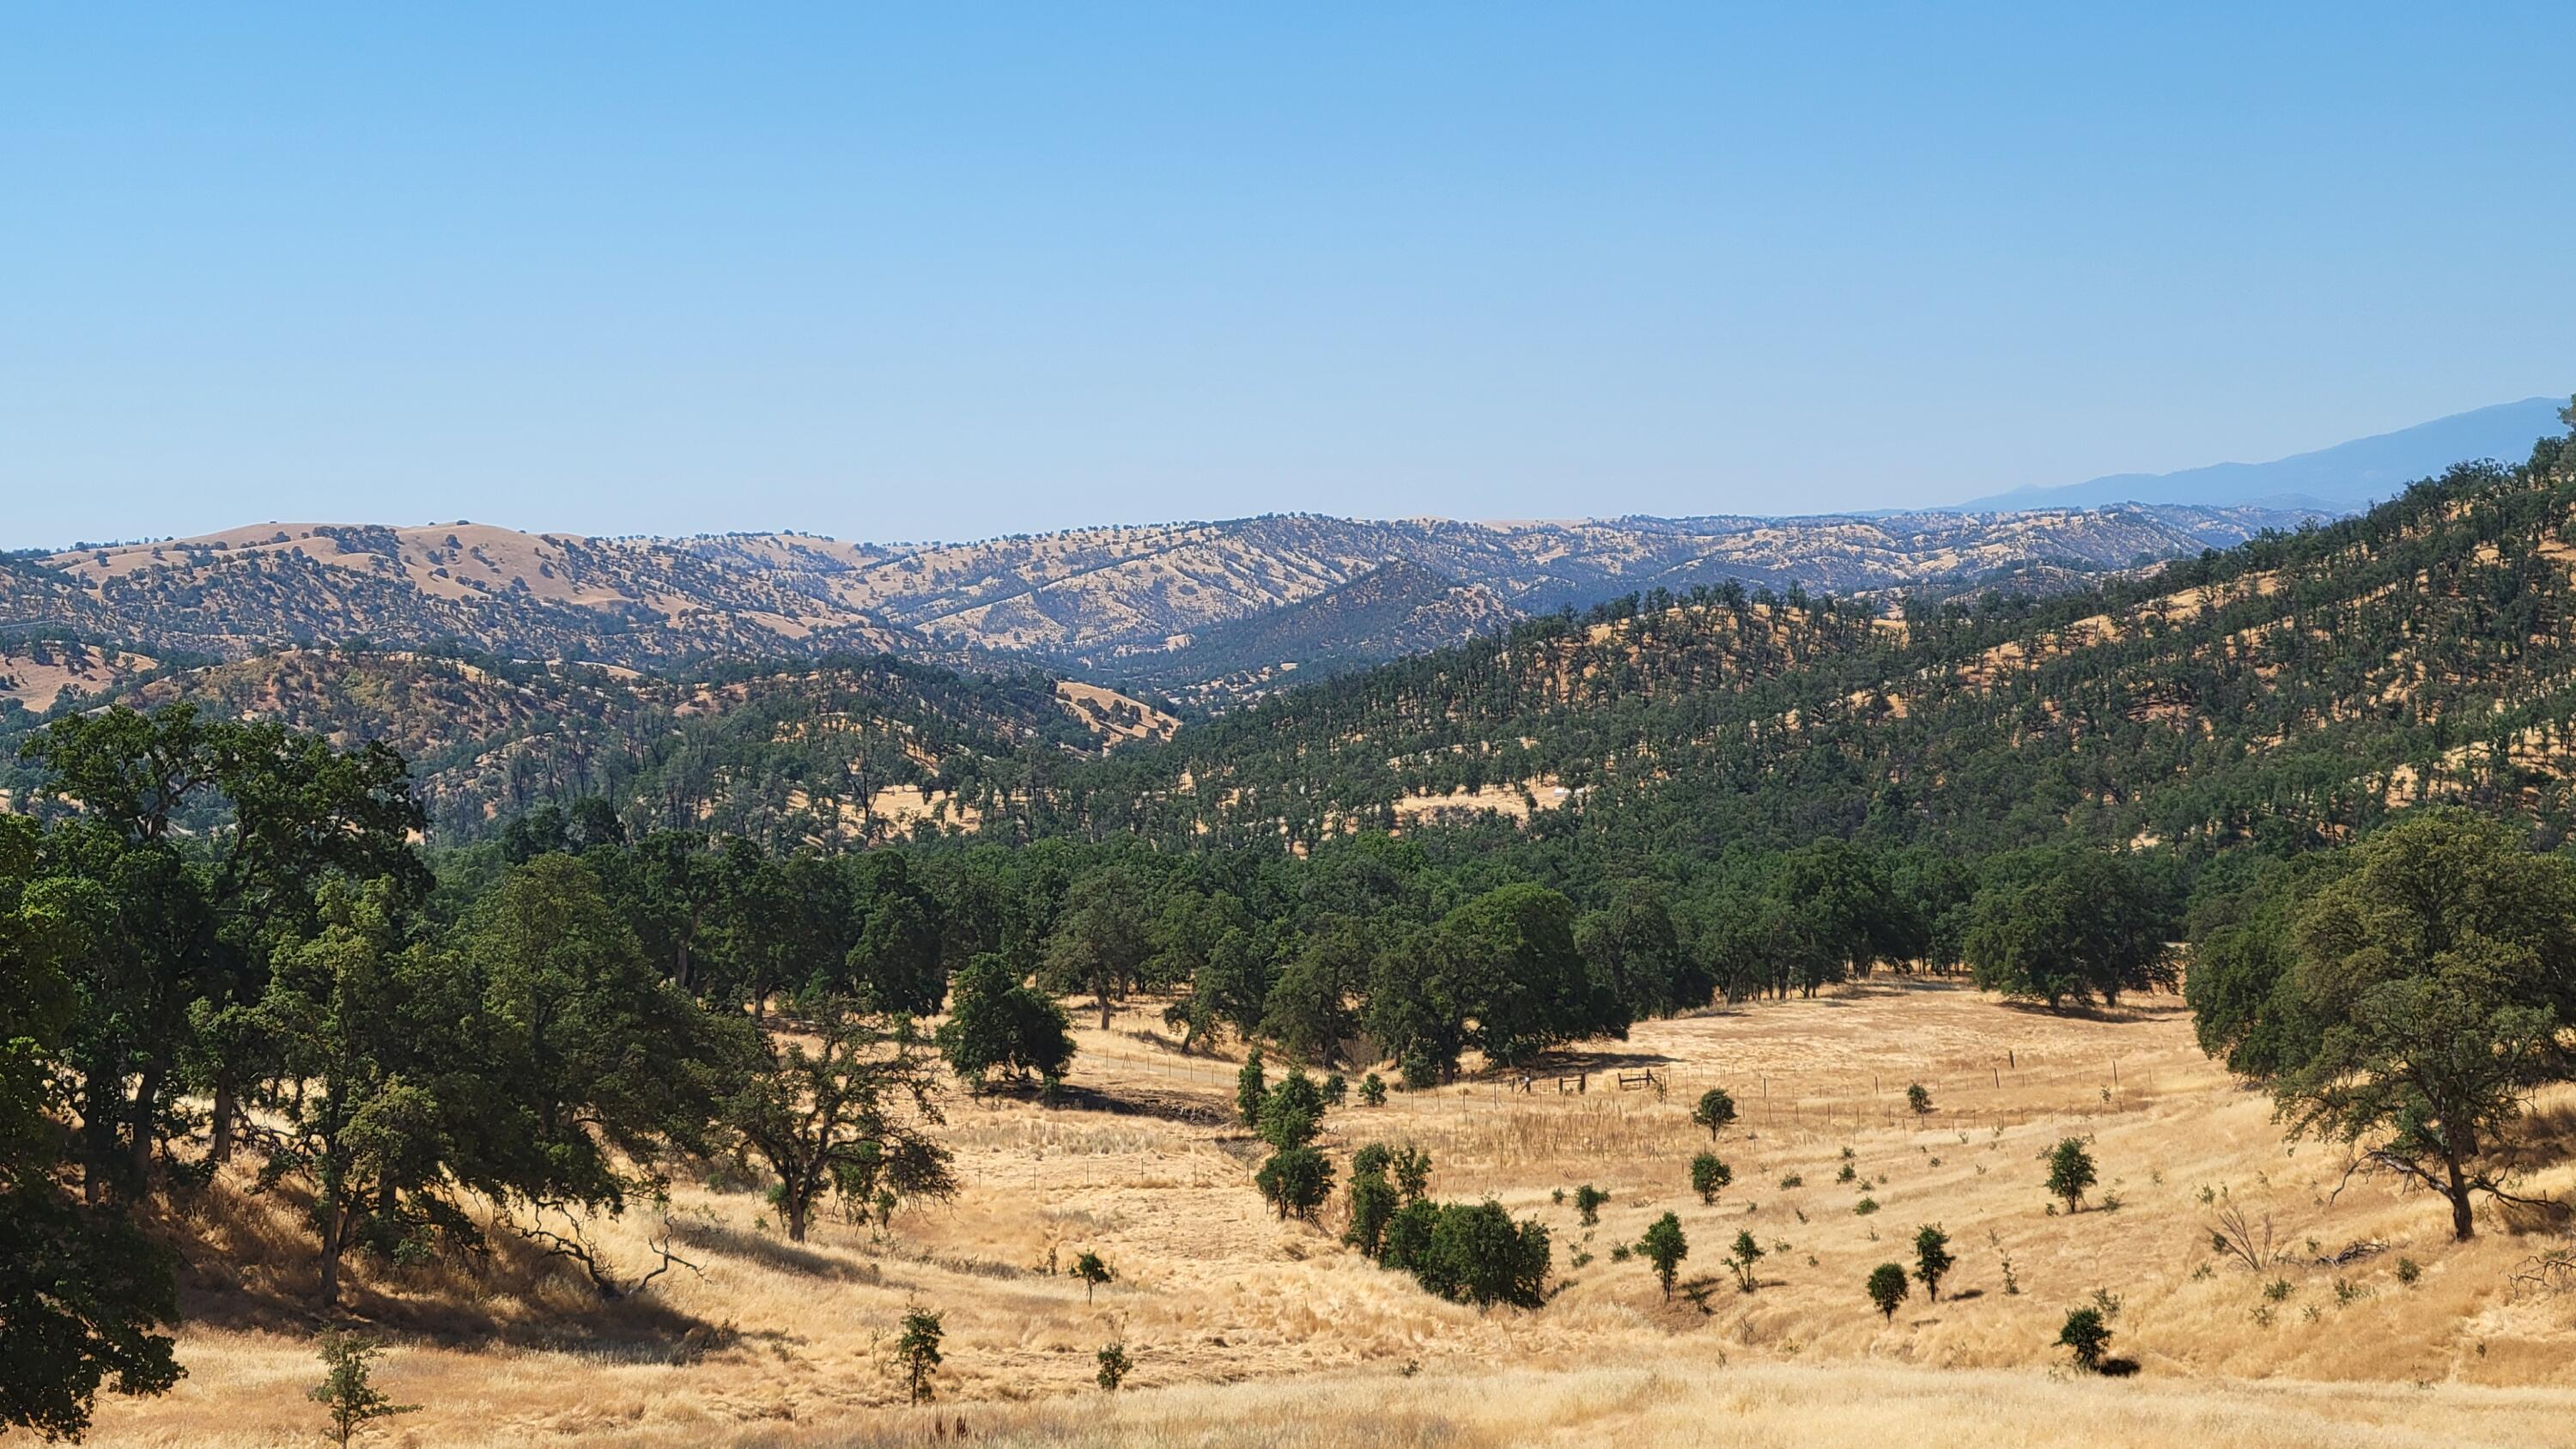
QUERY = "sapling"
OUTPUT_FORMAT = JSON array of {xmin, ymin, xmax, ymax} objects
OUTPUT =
[
  {"xmin": 1072, "ymin": 1251, "xmax": 1114, "ymax": 1302},
  {"xmin": 310, "ymin": 1332, "xmax": 416, "ymax": 1448},
  {"xmin": 1637, "ymin": 1213, "xmax": 1688, "ymax": 1298},
  {"xmin": 896, "ymin": 1306, "xmax": 944, "ymax": 1403},
  {"xmin": 1912, "ymin": 1224, "xmax": 1953, "ymax": 1301}
]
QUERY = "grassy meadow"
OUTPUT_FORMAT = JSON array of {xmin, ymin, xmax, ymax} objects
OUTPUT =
[{"xmin": 81, "ymin": 980, "xmax": 2576, "ymax": 1446}]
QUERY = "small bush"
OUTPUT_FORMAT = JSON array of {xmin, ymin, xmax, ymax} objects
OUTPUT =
[
  {"xmin": 1255, "ymin": 1147, "xmax": 1335, "ymax": 1221},
  {"xmin": 896, "ymin": 1306, "xmax": 944, "ymax": 1404},
  {"xmin": 1258, "ymin": 1071, "xmax": 1327, "ymax": 1151},
  {"xmin": 1094, "ymin": 1342, "xmax": 1130, "ymax": 1391},
  {"xmin": 1778, "ymin": 1172, "xmax": 1803, "ymax": 1189},
  {"xmin": 2056, "ymin": 1306, "xmax": 2112, "ymax": 1372},
  {"xmin": 1725, "ymin": 1230, "xmax": 1765, "ymax": 1293},
  {"xmin": 2046, "ymin": 1139, "xmax": 2096, "ymax": 1213},
  {"xmin": 1853, "ymin": 1196, "xmax": 1879, "ymax": 1216},
  {"xmin": 2396, "ymin": 1257, "xmax": 2422, "ymax": 1286},
  {"xmin": 1692, "ymin": 1087, "xmax": 1739, "ymax": 1139},
  {"xmin": 311, "ymin": 1331, "xmax": 417, "ymax": 1448},
  {"xmin": 1346, "ymin": 1168, "xmax": 1399, "ymax": 1258},
  {"xmin": 1690, "ymin": 1152, "xmax": 1732, "ymax": 1206},
  {"xmin": 1360, "ymin": 1074, "xmax": 1388, "ymax": 1107},
  {"xmin": 1637, "ymin": 1213, "xmax": 1689, "ymax": 1298},
  {"xmin": 1384, "ymin": 1199, "xmax": 1552, "ymax": 1308},
  {"xmin": 1866, "ymin": 1263, "xmax": 1909, "ymax": 1320},
  {"xmin": 1394, "ymin": 1146, "xmax": 1433, "ymax": 1202},
  {"xmin": 1574, "ymin": 1184, "xmax": 1610, "ymax": 1227},
  {"xmin": 1071, "ymin": 1251, "xmax": 1114, "ymax": 1302},
  {"xmin": 1912, "ymin": 1224, "xmax": 1953, "ymax": 1301},
  {"xmin": 1236, "ymin": 1050, "xmax": 1268, "ymax": 1129}
]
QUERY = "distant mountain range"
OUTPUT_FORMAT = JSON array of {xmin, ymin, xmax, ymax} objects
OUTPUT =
[
  {"xmin": 1, "ymin": 505, "xmax": 2312, "ymax": 710},
  {"xmin": 4, "ymin": 399, "xmax": 2561, "ymax": 713},
  {"xmin": 1952, "ymin": 397, "xmax": 2565, "ymax": 513}
]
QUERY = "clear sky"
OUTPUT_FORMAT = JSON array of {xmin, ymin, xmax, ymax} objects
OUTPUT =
[{"xmin": 5, "ymin": 5, "xmax": 2570, "ymax": 548}]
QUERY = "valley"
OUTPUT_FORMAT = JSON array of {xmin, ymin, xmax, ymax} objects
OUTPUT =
[{"xmin": 72, "ymin": 984, "xmax": 2576, "ymax": 1447}]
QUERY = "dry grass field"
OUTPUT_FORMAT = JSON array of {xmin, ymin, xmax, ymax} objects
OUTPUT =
[{"xmin": 75, "ymin": 980, "xmax": 2576, "ymax": 1447}]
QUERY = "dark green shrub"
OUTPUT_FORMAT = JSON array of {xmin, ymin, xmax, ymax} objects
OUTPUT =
[
  {"xmin": 1345, "ymin": 1166, "xmax": 1399, "ymax": 1258},
  {"xmin": 311, "ymin": 1332, "xmax": 416, "ymax": 1448},
  {"xmin": 1724, "ymin": 1230, "xmax": 1765, "ymax": 1293},
  {"xmin": 1690, "ymin": 1152, "xmax": 1731, "ymax": 1205},
  {"xmin": 2047, "ymin": 1139, "xmax": 2097, "ymax": 1213},
  {"xmin": 1866, "ymin": 1263, "xmax": 1909, "ymax": 1320},
  {"xmin": 1636, "ymin": 1213, "xmax": 1688, "ymax": 1298},
  {"xmin": 896, "ymin": 1306, "xmax": 943, "ymax": 1403},
  {"xmin": 1394, "ymin": 1145, "xmax": 1433, "ymax": 1202},
  {"xmin": 1072, "ymin": 1251, "xmax": 1113, "ymax": 1302},
  {"xmin": 1259, "ymin": 1070, "xmax": 1327, "ymax": 1150},
  {"xmin": 1236, "ymin": 1050, "xmax": 1268, "ymax": 1129},
  {"xmin": 2057, "ymin": 1306, "xmax": 2112, "ymax": 1371},
  {"xmin": 1255, "ymin": 1146, "xmax": 1334, "ymax": 1221},
  {"xmin": 1692, "ymin": 1087, "xmax": 1737, "ymax": 1138},
  {"xmin": 1912, "ymin": 1224, "xmax": 1953, "ymax": 1301}
]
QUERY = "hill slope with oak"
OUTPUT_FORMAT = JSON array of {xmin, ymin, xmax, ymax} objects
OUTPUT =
[{"xmin": 1060, "ymin": 421, "xmax": 2576, "ymax": 858}]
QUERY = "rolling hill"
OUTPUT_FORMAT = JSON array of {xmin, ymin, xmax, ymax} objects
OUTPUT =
[
  {"xmin": 1046, "ymin": 429, "xmax": 2576, "ymax": 858},
  {"xmin": 5, "ymin": 504, "xmax": 2317, "ymax": 702},
  {"xmin": 0, "ymin": 648, "xmax": 1174, "ymax": 848}
]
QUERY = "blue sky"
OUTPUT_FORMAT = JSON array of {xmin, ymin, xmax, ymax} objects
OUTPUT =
[{"xmin": 5, "ymin": 5, "xmax": 2570, "ymax": 547}]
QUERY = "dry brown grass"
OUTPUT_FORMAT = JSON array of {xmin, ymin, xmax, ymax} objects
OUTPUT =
[{"xmin": 79, "ymin": 981, "xmax": 2576, "ymax": 1446}]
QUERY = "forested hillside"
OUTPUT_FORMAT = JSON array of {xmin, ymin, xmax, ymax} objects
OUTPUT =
[
  {"xmin": 1060, "ymin": 424, "xmax": 2576, "ymax": 860},
  {"xmin": 0, "ymin": 649, "xmax": 1172, "ymax": 848},
  {"xmin": 15, "ymin": 424, "xmax": 2567, "ymax": 866}
]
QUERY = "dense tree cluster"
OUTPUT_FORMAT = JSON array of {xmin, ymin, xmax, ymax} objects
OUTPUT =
[{"xmin": 0, "ymin": 705, "xmax": 966, "ymax": 1434}]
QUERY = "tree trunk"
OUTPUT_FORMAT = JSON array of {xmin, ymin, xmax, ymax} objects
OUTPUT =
[
  {"xmin": 2445, "ymin": 1154, "xmax": 2476, "ymax": 1240},
  {"xmin": 210, "ymin": 1078, "xmax": 239, "ymax": 1166},
  {"xmin": 319, "ymin": 1201, "xmax": 346, "ymax": 1309},
  {"xmin": 128, "ymin": 1060, "xmax": 165, "ymax": 1184}
]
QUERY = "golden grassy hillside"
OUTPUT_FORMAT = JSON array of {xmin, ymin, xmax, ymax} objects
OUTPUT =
[{"xmin": 81, "ymin": 982, "xmax": 2576, "ymax": 1447}]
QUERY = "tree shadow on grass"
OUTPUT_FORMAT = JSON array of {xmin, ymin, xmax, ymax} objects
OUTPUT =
[
  {"xmin": 158, "ymin": 1177, "xmax": 726, "ymax": 1356},
  {"xmin": 1036, "ymin": 1080, "xmax": 1232, "ymax": 1127},
  {"xmin": 1487, "ymin": 1046, "xmax": 1680, "ymax": 1079},
  {"xmin": 1992, "ymin": 997, "xmax": 2170, "ymax": 1026},
  {"xmin": 665, "ymin": 1214, "xmax": 884, "ymax": 1283}
]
